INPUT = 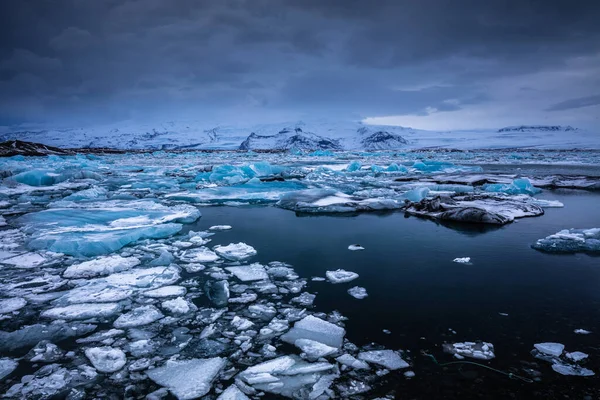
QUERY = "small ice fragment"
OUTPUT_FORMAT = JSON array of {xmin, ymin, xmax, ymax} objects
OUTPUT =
[
  {"xmin": 217, "ymin": 385, "xmax": 250, "ymax": 400},
  {"xmin": 358, "ymin": 350, "xmax": 409, "ymax": 370},
  {"xmin": 162, "ymin": 297, "xmax": 196, "ymax": 315},
  {"xmin": 565, "ymin": 351, "xmax": 588, "ymax": 362},
  {"xmin": 294, "ymin": 338, "xmax": 337, "ymax": 360},
  {"xmin": 2, "ymin": 253, "xmax": 46, "ymax": 269},
  {"xmin": 231, "ymin": 316, "xmax": 254, "ymax": 331},
  {"xmin": 113, "ymin": 305, "xmax": 163, "ymax": 328},
  {"xmin": 347, "ymin": 286, "xmax": 368, "ymax": 299},
  {"xmin": 499, "ymin": 313, "xmax": 509, "ymax": 316},
  {"xmin": 325, "ymin": 269, "xmax": 359, "ymax": 284},
  {"xmin": 85, "ymin": 347, "xmax": 126, "ymax": 373},
  {"xmin": 443, "ymin": 341, "xmax": 495, "ymax": 360},
  {"xmin": 281, "ymin": 315, "xmax": 346, "ymax": 349},
  {"xmin": 336, "ymin": 354, "xmax": 370, "ymax": 369},
  {"xmin": 404, "ymin": 370, "xmax": 416, "ymax": 378},
  {"xmin": 290, "ymin": 292, "xmax": 316, "ymax": 306},
  {"xmin": 179, "ymin": 247, "xmax": 219, "ymax": 263},
  {"xmin": 226, "ymin": 264, "xmax": 268, "ymax": 282},
  {"xmin": 574, "ymin": 329, "xmax": 591, "ymax": 335},
  {"xmin": 214, "ymin": 243, "xmax": 257, "ymax": 261},
  {"xmin": 348, "ymin": 244, "xmax": 364, "ymax": 251},
  {"xmin": 147, "ymin": 358, "xmax": 226, "ymax": 399},
  {"xmin": 551, "ymin": 363, "xmax": 595, "ymax": 376},
  {"xmin": 534, "ymin": 342, "xmax": 564, "ymax": 357},
  {"xmin": 0, "ymin": 297, "xmax": 27, "ymax": 314},
  {"xmin": 311, "ymin": 277, "xmax": 325, "ymax": 281},
  {"xmin": 383, "ymin": 329, "xmax": 391, "ymax": 334},
  {"xmin": 453, "ymin": 257, "xmax": 471, "ymax": 264},
  {"xmin": 209, "ymin": 225, "xmax": 232, "ymax": 231},
  {"xmin": 143, "ymin": 286, "xmax": 187, "ymax": 298},
  {"xmin": 0, "ymin": 358, "xmax": 18, "ymax": 381}
]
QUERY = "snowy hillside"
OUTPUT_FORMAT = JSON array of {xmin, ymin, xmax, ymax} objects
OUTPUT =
[{"xmin": 0, "ymin": 121, "xmax": 598, "ymax": 151}]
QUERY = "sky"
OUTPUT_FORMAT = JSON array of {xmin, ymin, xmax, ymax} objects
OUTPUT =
[{"xmin": 1, "ymin": 0, "xmax": 599, "ymax": 131}]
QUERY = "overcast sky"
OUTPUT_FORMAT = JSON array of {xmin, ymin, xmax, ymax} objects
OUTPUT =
[{"xmin": 1, "ymin": 0, "xmax": 599, "ymax": 130}]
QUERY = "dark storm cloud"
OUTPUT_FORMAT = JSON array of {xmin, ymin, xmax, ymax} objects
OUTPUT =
[
  {"xmin": 0, "ymin": 0, "xmax": 599, "ymax": 127},
  {"xmin": 546, "ymin": 94, "xmax": 600, "ymax": 112}
]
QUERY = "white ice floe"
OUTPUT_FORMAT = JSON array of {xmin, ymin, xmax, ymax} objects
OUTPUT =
[
  {"xmin": 179, "ymin": 247, "xmax": 220, "ymax": 263},
  {"xmin": 565, "ymin": 351, "xmax": 589, "ymax": 362},
  {"xmin": 231, "ymin": 316, "xmax": 254, "ymax": 331},
  {"xmin": 325, "ymin": 269, "xmax": 359, "ymax": 284},
  {"xmin": 214, "ymin": 242, "xmax": 257, "ymax": 261},
  {"xmin": 291, "ymin": 292, "xmax": 316, "ymax": 306},
  {"xmin": 162, "ymin": 297, "xmax": 196, "ymax": 315},
  {"xmin": 209, "ymin": 225, "xmax": 232, "ymax": 231},
  {"xmin": 226, "ymin": 264, "xmax": 268, "ymax": 282},
  {"xmin": 113, "ymin": 305, "xmax": 164, "ymax": 328},
  {"xmin": 1, "ymin": 253, "xmax": 46, "ymax": 269},
  {"xmin": 348, "ymin": 244, "xmax": 364, "ymax": 251},
  {"xmin": 143, "ymin": 285, "xmax": 187, "ymax": 298},
  {"xmin": 443, "ymin": 342, "xmax": 495, "ymax": 360},
  {"xmin": 0, "ymin": 297, "xmax": 27, "ymax": 314},
  {"xmin": 146, "ymin": 357, "xmax": 226, "ymax": 400},
  {"xmin": 574, "ymin": 328, "xmax": 591, "ymax": 335},
  {"xmin": 41, "ymin": 303, "xmax": 121, "ymax": 320},
  {"xmin": 336, "ymin": 354, "xmax": 370, "ymax": 370},
  {"xmin": 358, "ymin": 350, "xmax": 409, "ymax": 370},
  {"xmin": 281, "ymin": 315, "xmax": 346, "ymax": 349},
  {"xmin": 551, "ymin": 363, "xmax": 595, "ymax": 377},
  {"xmin": 347, "ymin": 286, "xmax": 368, "ymax": 299},
  {"xmin": 534, "ymin": 342, "xmax": 564, "ymax": 357},
  {"xmin": 63, "ymin": 255, "xmax": 140, "ymax": 279},
  {"xmin": 295, "ymin": 338, "xmax": 338, "ymax": 360},
  {"xmin": 217, "ymin": 385, "xmax": 250, "ymax": 400},
  {"xmin": 85, "ymin": 347, "xmax": 127, "ymax": 373},
  {"xmin": 453, "ymin": 257, "xmax": 471, "ymax": 264}
]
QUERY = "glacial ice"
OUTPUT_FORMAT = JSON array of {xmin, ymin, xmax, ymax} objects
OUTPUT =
[
  {"xmin": 214, "ymin": 242, "xmax": 257, "ymax": 261},
  {"xmin": 532, "ymin": 228, "xmax": 600, "ymax": 253},
  {"xmin": 483, "ymin": 178, "xmax": 542, "ymax": 195},
  {"xmin": 326, "ymin": 269, "xmax": 359, "ymax": 284},
  {"xmin": 147, "ymin": 357, "xmax": 226, "ymax": 399},
  {"xmin": 84, "ymin": 347, "xmax": 127, "ymax": 373}
]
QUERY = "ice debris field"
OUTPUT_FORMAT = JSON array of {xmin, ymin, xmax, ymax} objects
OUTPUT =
[{"xmin": 0, "ymin": 149, "xmax": 599, "ymax": 399}]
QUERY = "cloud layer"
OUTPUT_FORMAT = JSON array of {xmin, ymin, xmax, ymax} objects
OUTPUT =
[{"xmin": 1, "ymin": 0, "xmax": 599, "ymax": 129}]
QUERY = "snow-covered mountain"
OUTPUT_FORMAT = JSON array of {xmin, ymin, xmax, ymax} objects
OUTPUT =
[{"xmin": 0, "ymin": 121, "xmax": 598, "ymax": 151}]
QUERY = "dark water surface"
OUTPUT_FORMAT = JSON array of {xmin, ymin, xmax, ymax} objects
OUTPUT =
[{"xmin": 186, "ymin": 189, "xmax": 600, "ymax": 399}]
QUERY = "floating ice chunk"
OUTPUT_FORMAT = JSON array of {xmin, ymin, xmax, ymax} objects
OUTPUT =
[
  {"xmin": 26, "ymin": 341, "xmax": 65, "ymax": 362},
  {"xmin": 5, "ymin": 364, "xmax": 97, "ymax": 398},
  {"xmin": 0, "ymin": 297, "xmax": 27, "ymax": 314},
  {"xmin": 99, "ymin": 265, "xmax": 180, "ymax": 289},
  {"xmin": 532, "ymin": 228, "xmax": 600, "ymax": 253},
  {"xmin": 162, "ymin": 297, "xmax": 196, "ymax": 315},
  {"xmin": 347, "ymin": 287, "xmax": 368, "ymax": 299},
  {"xmin": 63, "ymin": 255, "xmax": 140, "ymax": 279},
  {"xmin": 291, "ymin": 292, "xmax": 316, "ymax": 306},
  {"xmin": 41, "ymin": 303, "xmax": 121, "ymax": 320},
  {"xmin": 229, "ymin": 293, "xmax": 257, "ymax": 304},
  {"xmin": 348, "ymin": 244, "xmax": 364, "ymax": 251},
  {"xmin": 443, "ymin": 341, "xmax": 495, "ymax": 360},
  {"xmin": 484, "ymin": 178, "xmax": 541, "ymax": 195},
  {"xmin": 336, "ymin": 354, "xmax": 370, "ymax": 370},
  {"xmin": 76, "ymin": 329, "xmax": 124, "ymax": 344},
  {"xmin": 404, "ymin": 370, "xmax": 416, "ymax": 378},
  {"xmin": 574, "ymin": 329, "xmax": 591, "ymax": 335},
  {"xmin": 534, "ymin": 342, "xmax": 564, "ymax": 357},
  {"xmin": 113, "ymin": 305, "xmax": 163, "ymax": 328},
  {"xmin": 311, "ymin": 277, "xmax": 325, "ymax": 282},
  {"xmin": 403, "ymin": 187, "xmax": 430, "ymax": 202},
  {"xmin": 248, "ymin": 304, "xmax": 277, "ymax": 319},
  {"xmin": 566, "ymin": 351, "xmax": 589, "ymax": 362},
  {"xmin": 214, "ymin": 243, "xmax": 257, "ymax": 261},
  {"xmin": 205, "ymin": 280, "xmax": 230, "ymax": 307},
  {"xmin": 295, "ymin": 338, "xmax": 338, "ymax": 360},
  {"xmin": 0, "ymin": 358, "xmax": 18, "ymax": 381},
  {"xmin": 179, "ymin": 247, "xmax": 220, "ymax": 263},
  {"xmin": 210, "ymin": 225, "xmax": 232, "ymax": 231},
  {"xmin": 345, "ymin": 161, "xmax": 362, "ymax": 172},
  {"xmin": 60, "ymin": 283, "xmax": 133, "ymax": 304},
  {"xmin": 551, "ymin": 363, "xmax": 595, "ymax": 377},
  {"xmin": 0, "ymin": 216, "xmax": 6, "ymax": 227},
  {"xmin": 226, "ymin": 264, "xmax": 268, "ymax": 282},
  {"xmin": 326, "ymin": 269, "xmax": 359, "ymax": 284},
  {"xmin": 149, "ymin": 250, "xmax": 174, "ymax": 266},
  {"xmin": 217, "ymin": 385, "xmax": 250, "ymax": 400},
  {"xmin": 143, "ymin": 285, "xmax": 187, "ymax": 298},
  {"xmin": 281, "ymin": 315, "xmax": 346, "ymax": 349},
  {"xmin": 146, "ymin": 357, "xmax": 226, "ymax": 400},
  {"xmin": 85, "ymin": 347, "xmax": 126, "ymax": 373},
  {"xmin": 0, "ymin": 323, "xmax": 96, "ymax": 353},
  {"xmin": 358, "ymin": 350, "xmax": 409, "ymax": 370},
  {"xmin": 453, "ymin": 257, "xmax": 471, "ymax": 264},
  {"xmin": 1, "ymin": 252, "xmax": 46, "ymax": 269},
  {"xmin": 231, "ymin": 316, "xmax": 254, "ymax": 330}
]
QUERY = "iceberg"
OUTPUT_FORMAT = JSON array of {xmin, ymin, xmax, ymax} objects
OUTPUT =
[
  {"xmin": 532, "ymin": 228, "xmax": 600, "ymax": 253},
  {"xmin": 147, "ymin": 357, "xmax": 226, "ymax": 400}
]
